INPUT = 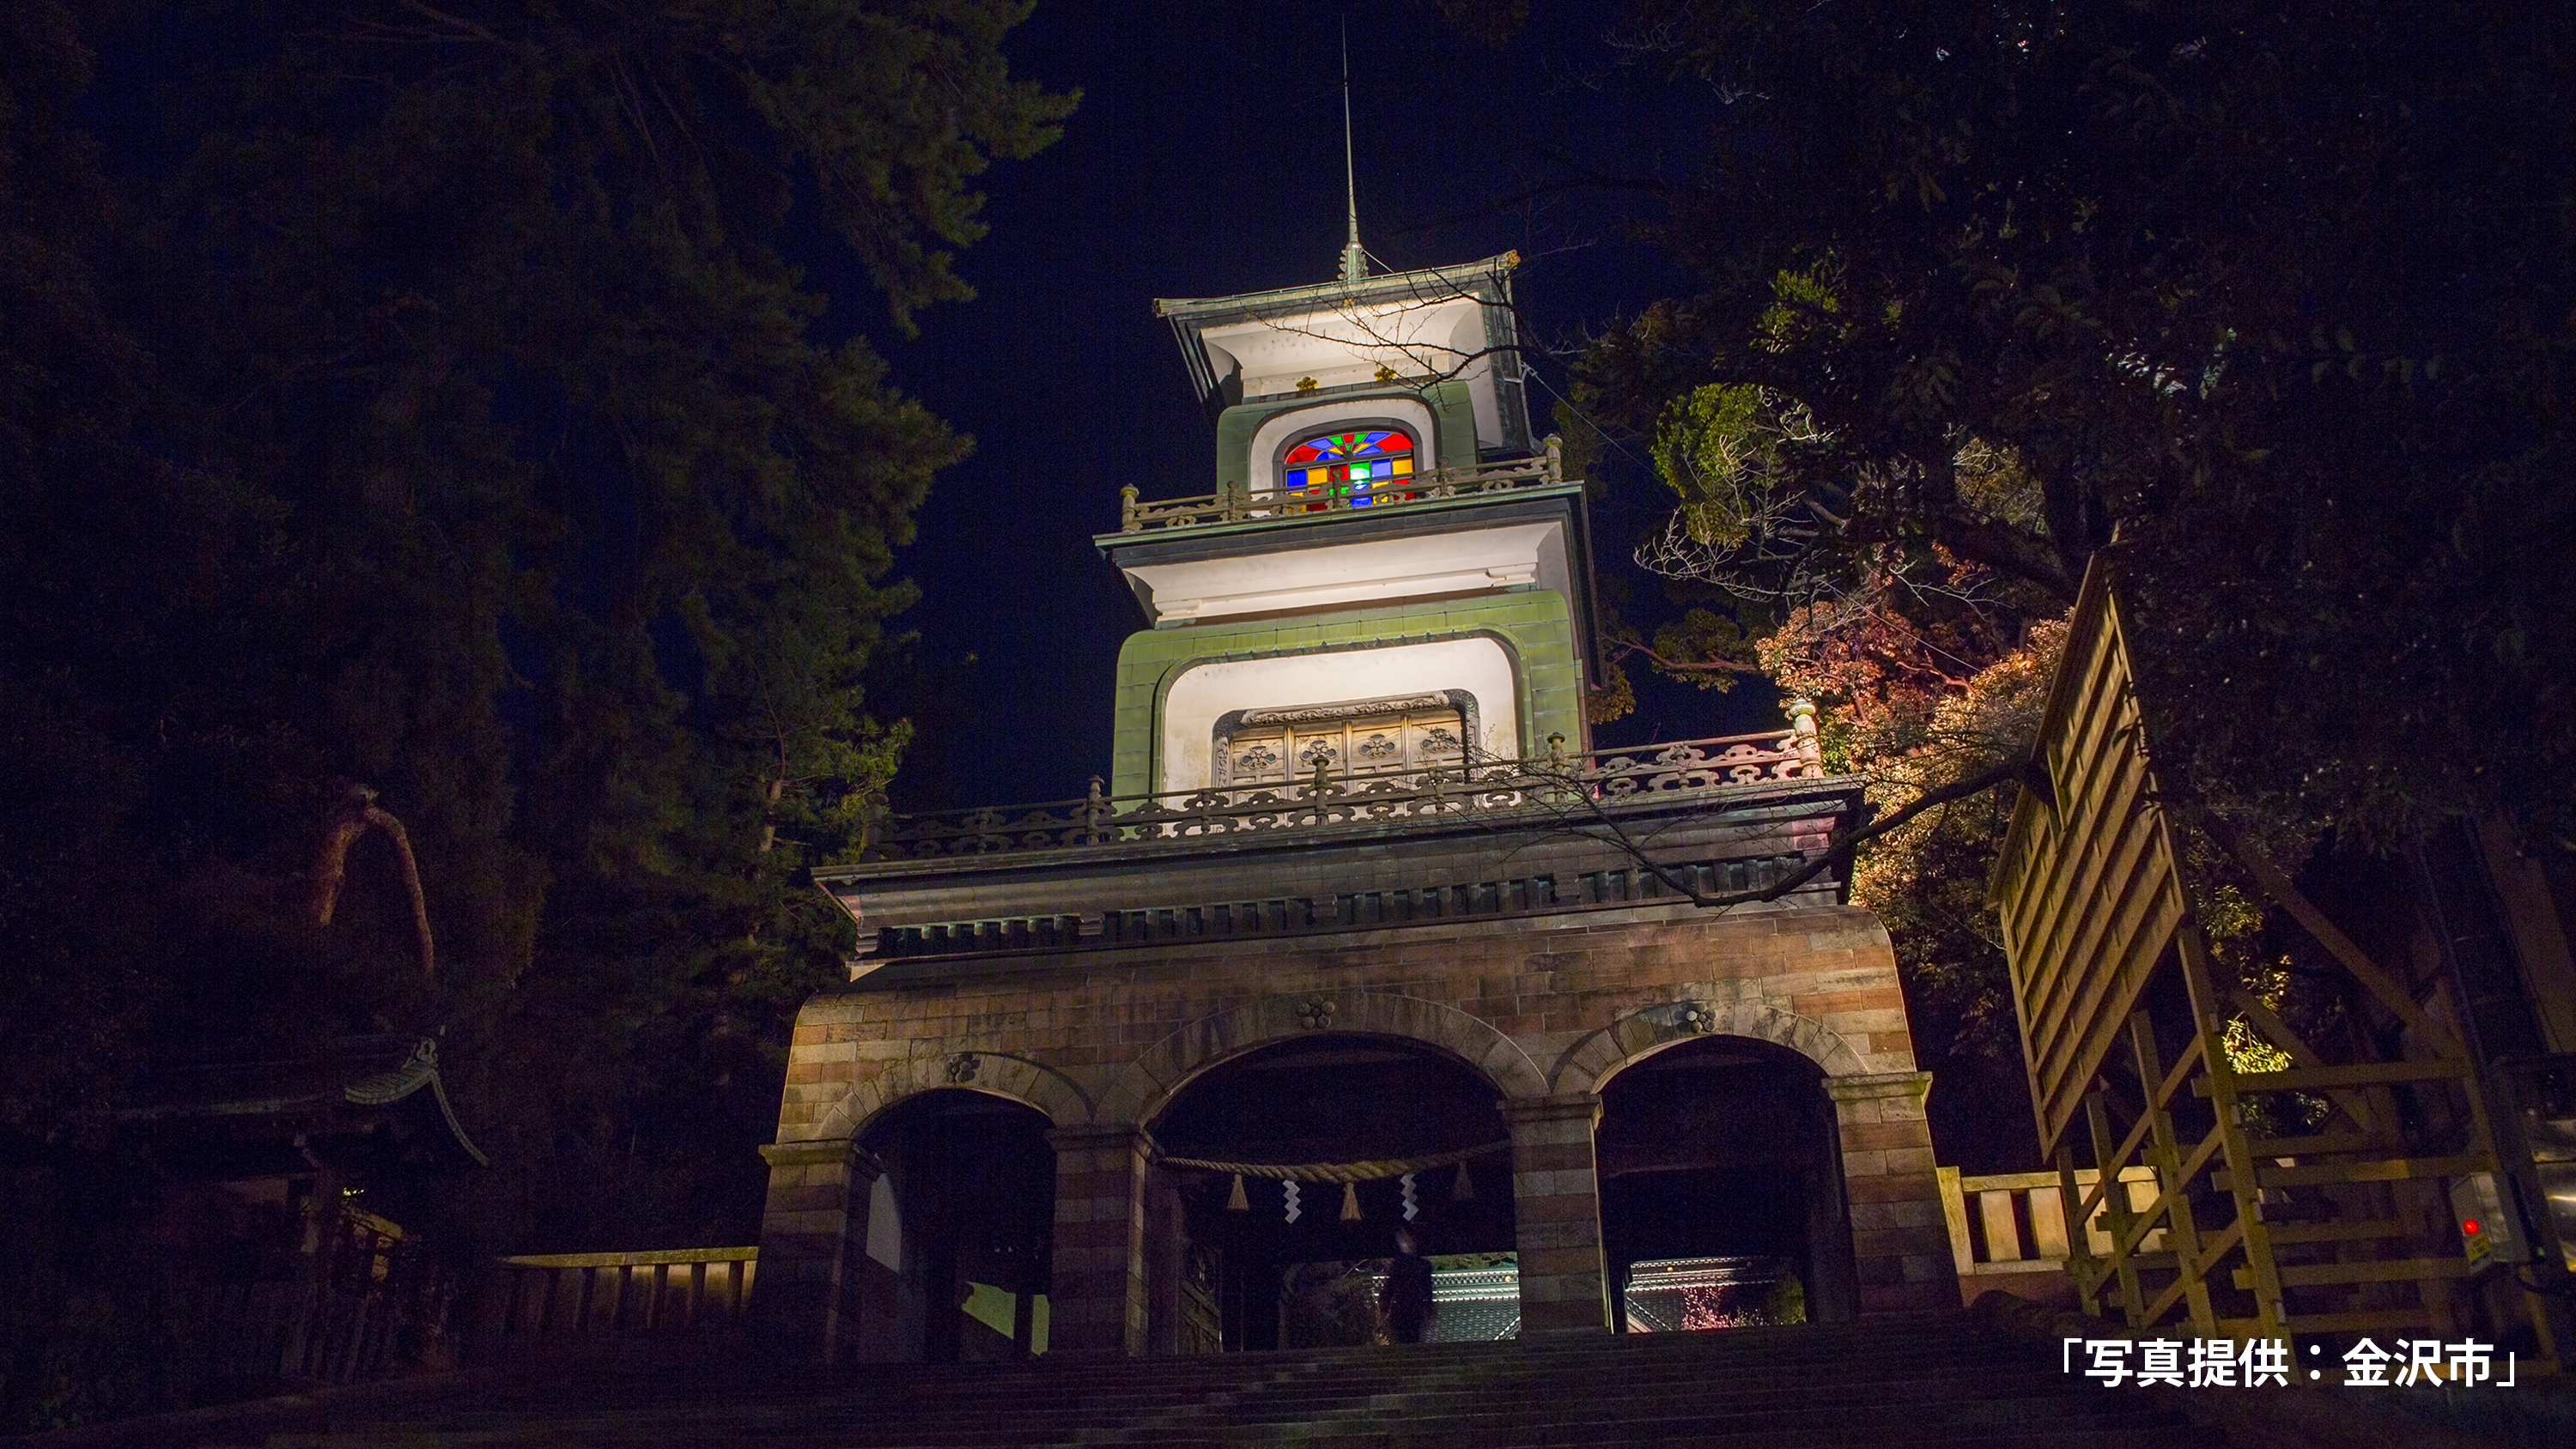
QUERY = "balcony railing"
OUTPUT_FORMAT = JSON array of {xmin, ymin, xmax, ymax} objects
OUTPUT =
[
  {"xmin": 860, "ymin": 724, "xmax": 1826, "ymax": 863},
  {"xmin": 1116, "ymin": 440, "xmax": 1568, "ymax": 534}
]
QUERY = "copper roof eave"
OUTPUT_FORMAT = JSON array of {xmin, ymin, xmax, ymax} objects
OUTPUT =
[
  {"xmin": 1154, "ymin": 252, "xmax": 1522, "ymax": 402},
  {"xmin": 1152, "ymin": 252, "xmax": 1521, "ymax": 322},
  {"xmin": 107, "ymin": 1035, "xmax": 489, "ymax": 1168}
]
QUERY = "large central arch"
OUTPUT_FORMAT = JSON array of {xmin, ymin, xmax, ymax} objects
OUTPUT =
[
  {"xmin": 1141, "ymin": 1034, "xmax": 1520, "ymax": 1351},
  {"xmin": 1096, "ymin": 990, "xmax": 1549, "ymax": 1124}
]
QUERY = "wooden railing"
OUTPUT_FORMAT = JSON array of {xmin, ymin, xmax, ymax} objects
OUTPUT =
[
  {"xmin": 860, "ymin": 726, "xmax": 1826, "ymax": 862},
  {"xmin": 489, "ymin": 1247, "xmax": 756, "ymax": 1343},
  {"xmin": 1116, "ymin": 444, "xmax": 1567, "ymax": 534},
  {"xmin": 1938, "ymin": 1166, "xmax": 2162, "ymax": 1281}
]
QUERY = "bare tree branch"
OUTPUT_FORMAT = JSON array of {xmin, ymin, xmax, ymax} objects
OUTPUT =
[
  {"xmin": 392, "ymin": 0, "xmax": 503, "ymax": 45},
  {"xmin": 1603, "ymin": 635, "xmax": 1766, "ymax": 675}
]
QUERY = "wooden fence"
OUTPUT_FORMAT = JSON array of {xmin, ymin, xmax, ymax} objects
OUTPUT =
[
  {"xmin": 486, "ymin": 1247, "xmax": 757, "ymax": 1344},
  {"xmin": 1938, "ymin": 1166, "xmax": 2162, "ymax": 1284}
]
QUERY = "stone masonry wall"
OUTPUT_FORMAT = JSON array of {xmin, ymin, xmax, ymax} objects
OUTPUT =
[{"xmin": 759, "ymin": 897, "xmax": 1953, "ymax": 1355}]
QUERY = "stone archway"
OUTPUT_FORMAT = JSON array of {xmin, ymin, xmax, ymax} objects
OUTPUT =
[
  {"xmin": 811, "ymin": 1051, "xmax": 1092, "ymax": 1144},
  {"xmin": 1139, "ymin": 1032, "xmax": 1526, "ymax": 1353},
  {"xmin": 1555, "ymin": 999, "xmax": 1937, "ymax": 1323},
  {"xmin": 758, "ymin": 1058, "xmax": 1085, "ymax": 1365},
  {"xmin": 1093, "ymin": 989, "xmax": 1548, "ymax": 1125},
  {"xmin": 854, "ymin": 1088, "xmax": 1058, "ymax": 1364},
  {"xmin": 1051, "ymin": 991, "xmax": 1555, "ymax": 1355},
  {"xmin": 1588, "ymin": 1033, "xmax": 1859, "ymax": 1326},
  {"xmin": 1551, "ymin": 997, "xmax": 1870, "ymax": 1097}
]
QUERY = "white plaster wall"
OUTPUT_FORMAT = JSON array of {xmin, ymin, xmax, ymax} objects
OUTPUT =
[
  {"xmin": 1242, "ymin": 397, "xmax": 1438, "ymax": 500},
  {"xmin": 1124, "ymin": 522, "xmax": 1563, "ymax": 624},
  {"xmin": 1158, "ymin": 637, "xmax": 1520, "ymax": 791},
  {"xmin": 1443, "ymin": 303, "xmax": 1504, "ymax": 446}
]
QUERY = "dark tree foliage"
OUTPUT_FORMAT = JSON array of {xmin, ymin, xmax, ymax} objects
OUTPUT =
[
  {"xmin": 2, "ymin": 2, "xmax": 1068, "ymax": 1422},
  {"xmin": 1555, "ymin": 0, "xmax": 2573, "ymax": 851},
  {"xmin": 1425, "ymin": 0, "xmax": 2576, "ymax": 1167}
]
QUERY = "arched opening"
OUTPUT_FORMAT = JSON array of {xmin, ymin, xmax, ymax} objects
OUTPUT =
[
  {"xmin": 1595, "ymin": 1036, "xmax": 1857, "ymax": 1331},
  {"xmin": 856, "ymin": 1089, "xmax": 1055, "ymax": 1361},
  {"xmin": 1145, "ymin": 1035, "xmax": 1516, "ymax": 1351}
]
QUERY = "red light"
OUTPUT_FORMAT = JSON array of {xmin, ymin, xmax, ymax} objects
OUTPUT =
[{"xmin": 2462, "ymin": 1218, "xmax": 2482, "ymax": 1236}]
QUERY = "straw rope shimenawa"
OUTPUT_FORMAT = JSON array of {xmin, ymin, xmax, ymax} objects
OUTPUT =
[{"xmin": 1155, "ymin": 1138, "xmax": 1507, "ymax": 1184}]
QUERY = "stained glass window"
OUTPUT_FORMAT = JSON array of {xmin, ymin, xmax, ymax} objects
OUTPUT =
[{"xmin": 1279, "ymin": 428, "xmax": 1416, "ymax": 507}]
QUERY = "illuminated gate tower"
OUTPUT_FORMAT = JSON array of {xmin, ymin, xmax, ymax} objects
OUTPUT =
[{"xmin": 754, "ymin": 242, "xmax": 1956, "ymax": 1361}]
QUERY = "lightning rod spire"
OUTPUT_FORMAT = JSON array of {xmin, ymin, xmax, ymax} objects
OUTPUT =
[{"xmin": 1339, "ymin": 18, "xmax": 1366, "ymax": 284}]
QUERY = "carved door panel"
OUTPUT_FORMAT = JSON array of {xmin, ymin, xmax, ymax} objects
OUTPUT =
[
  {"xmin": 1225, "ymin": 735, "xmax": 1292, "ymax": 786},
  {"xmin": 1218, "ymin": 700, "xmax": 1467, "ymax": 789}
]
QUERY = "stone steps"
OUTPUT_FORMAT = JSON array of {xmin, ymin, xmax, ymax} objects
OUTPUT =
[{"xmin": 21, "ymin": 1312, "xmax": 2223, "ymax": 1447}]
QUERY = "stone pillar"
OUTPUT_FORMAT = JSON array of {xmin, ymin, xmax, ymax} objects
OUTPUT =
[
  {"xmin": 823, "ymin": 1149, "xmax": 886, "ymax": 1362},
  {"xmin": 1144, "ymin": 1177, "xmax": 1188, "ymax": 1355},
  {"xmin": 1823, "ymin": 1071, "xmax": 1954, "ymax": 1313},
  {"xmin": 1504, "ymin": 1092, "xmax": 1610, "ymax": 1335},
  {"xmin": 753, "ymin": 1137, "xmax": 865, "ymax": 1357},
  {"xmin": 1048, "ymin": 1122, "xmax": 1151, "ymax": 1355}
]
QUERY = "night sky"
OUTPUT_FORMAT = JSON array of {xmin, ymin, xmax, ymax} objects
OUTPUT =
[{"xmin": 861, "ymin": 2, "xmax": 1783, "ymax": 809}]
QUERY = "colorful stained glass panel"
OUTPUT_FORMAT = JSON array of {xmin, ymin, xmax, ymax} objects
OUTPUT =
[{"xmin": 1280, "ymin": 428, "xmax": 1417, "ymax": 506}]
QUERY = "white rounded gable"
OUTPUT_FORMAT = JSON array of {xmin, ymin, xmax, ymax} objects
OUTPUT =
[
  {"xmin": 1158, "ymin": 638, "xmax": 1520, "ymax": 792},
  {"xmin": 1243, "ymin": 397, "xmax": 1438, "ymax": 500}
]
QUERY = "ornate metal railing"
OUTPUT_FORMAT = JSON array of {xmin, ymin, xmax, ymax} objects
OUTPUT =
[
  {"xmin": 1117, "ymin": 439, "xmax": 1568, "ymax": 534},
  {"xmin": 862, "ymin": 721, "xmax": 1826, "ymax": 862}
]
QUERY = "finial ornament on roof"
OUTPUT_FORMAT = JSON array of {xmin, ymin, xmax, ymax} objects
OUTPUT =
[{"xmin": 1339, "ymin": 18, "xmax": 1366, "ymax": 285}]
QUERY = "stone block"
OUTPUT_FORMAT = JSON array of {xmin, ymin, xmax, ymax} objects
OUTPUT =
[
  {"xmin": 1845, "ymin": 1173, "xmax": 1941, "ymax": 1205},
  {"xmin": 1838, "ymin": 1149, "xmax": 1890, "ymax": 1178},
  {"xmin": 1511, "ymin": 1168, "xmax": 1601, "ymax": 1198},
  {"xmin": 763, "ymin": 1184, "xmax": 847, "ymax": 1215},
  {"xmin": 1513, "ymin": 1194, "xmax": 1604, "ymax": 1229},
  {"xmin": 1520, "ymin": 1246, "xmax": 1606, "ymax": 1278},
  {"xmin": 762, "ymin": 1209, "xmax": 846, "ymax": 1239},
  {"xmin": 1838, "ymin": 1120, "xmax": 1925, "ymax": 1153},
  {"xmin": 1791, "ymin": 986, "xmax": 1906, "ymax": 1016},
  {"xmin": 1510, "ymin": 1139, "xmax": 1597, "ymax": 1173},
  {"xmin": 1822, "ymin": 1008, "xmax": 1911, "ymax": 1034},
  {"xmin": 1513, "ymin": 1217, "xmax": 1603, "ymax": 1252},
  {"xmin": 1831, "ymin": 1097, "xmax": 1885, "ymax": 1127},
  {"xmin": 1883, "ymin": 1145, "xmax": 1938, "ymax": 1175}
]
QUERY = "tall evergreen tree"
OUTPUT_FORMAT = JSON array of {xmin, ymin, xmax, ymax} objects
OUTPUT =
[{"xmin": 3, "ymin": 6, "xmax": 1071, "ymax": 1421}]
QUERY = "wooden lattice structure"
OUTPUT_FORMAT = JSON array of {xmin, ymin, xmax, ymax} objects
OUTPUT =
[{"xmin": 1990, "ymin": 562, "xmax": 2500, "ymax": 1341}]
